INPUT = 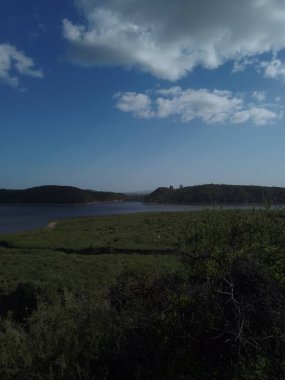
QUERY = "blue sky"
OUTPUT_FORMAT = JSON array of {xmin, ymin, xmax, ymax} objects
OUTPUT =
[{"xmin": 1, "ymin": 0, "xmax": 285, "ymax": 192}]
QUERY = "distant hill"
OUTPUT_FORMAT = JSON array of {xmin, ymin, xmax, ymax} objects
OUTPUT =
[
  {"xmin": 123, "ymin": 190, "xmax": 153, "ymax": 202},
  {"xmin": 145, "ymin": 184, "xmax": 285, "ymax": 204},
  {"xmin": 0, "ymin": 186, "xmax": 125, "ymax": 204}
]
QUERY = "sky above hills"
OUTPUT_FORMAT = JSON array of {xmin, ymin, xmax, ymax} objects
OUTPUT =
[{"xmin": 1, "ymin": 0, "xmax": 285, "ymax": 192}]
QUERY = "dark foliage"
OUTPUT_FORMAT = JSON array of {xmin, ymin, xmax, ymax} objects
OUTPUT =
[
  {"xmin": 0, "ymin": 185, "xmax": 125, "ymax": 204},
  {"xmin": 146, "ymin": 184, "xmax": 285, "ymax": 204},
  {"xmin": 103, "ymin": 255, "xmax": 285, "ymax": 380},
  {"xmin": 0, "ymin": 282, "xmax": 39, "ymax": 322}
]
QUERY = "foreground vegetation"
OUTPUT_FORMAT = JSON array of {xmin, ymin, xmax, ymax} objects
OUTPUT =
[{"xmin": 0, "ymin": 210, "xmax": 284, "ymax": 379}]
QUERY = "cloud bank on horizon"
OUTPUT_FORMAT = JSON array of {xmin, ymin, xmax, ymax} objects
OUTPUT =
[{"xmin": 64, "ymin": 0, "xmax": 285, "ymax": 81}]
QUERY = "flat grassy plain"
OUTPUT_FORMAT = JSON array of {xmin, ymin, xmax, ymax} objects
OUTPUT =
[
  {"xmin": 0, "ymin": 209, "xmax": 284, "ymax": 379},
  {"xmin": 0, "ymin": 212, "xmax": 191, "ymax": 292},
  {"xmin": 0, "ymin": 209, "xmax": 284, "ymax": 289}
]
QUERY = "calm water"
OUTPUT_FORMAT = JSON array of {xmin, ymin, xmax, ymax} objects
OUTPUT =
[{"xmin": 0, "ymin": 201, "xmax": 273, "ymax": 234}]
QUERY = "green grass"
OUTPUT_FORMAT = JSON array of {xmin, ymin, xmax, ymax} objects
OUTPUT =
[
  {"xmin": 0, "ymin": 209, "xmax": 284, "ymax": 379},
  {"xmin": 0, "ymin": 248, "xmax": 181, "ymax": 294},
  {"xmin": 0, "ymin": 212, "xmax": 196, "ymax": 294},
  {"xmin": 3, "ymin": 208, "xmax": 283, "ymax": 250},
  {"xmin": 1, "ymin": 212, "xmax": 191, "ymax": 250},
  {"xmin": 0, "ymin": 209, "xmax": 284, "ymax": 292}
]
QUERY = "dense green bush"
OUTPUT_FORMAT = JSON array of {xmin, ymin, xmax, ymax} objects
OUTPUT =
[
  {"xmin": 104, "ymin": 255, "xmax": 284, "ymax": 380},
  {"xmin": 0, "ymin": 257, "xmax": 283, "ymax": 379}
]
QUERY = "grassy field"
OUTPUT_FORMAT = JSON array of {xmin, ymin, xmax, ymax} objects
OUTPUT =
[
  {"xmin": 0, "ymin": 209, "xmax": 284, "ymax": 287},
  {"xmin": 0, "ymin": 209, "xmax": 284, "ymax": 379},
  {"xmin": 0, "ymin": 211, "xmax": 192, "ymax": 292},
  {"xmin": 3, "ymin": 208, "xmax": 285, "ymax": 252},
  {"xmin": 0, "ymin": 212, "xmax": 195, "ymax": 250}
]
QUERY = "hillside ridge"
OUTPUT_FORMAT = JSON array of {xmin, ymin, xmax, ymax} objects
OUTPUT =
[
  {"xmin": 145, "ymin": 183, "xmax": 285, "ymax": 204},
  {"xmin": 0, "ymin": 185, "xmax": 125, "ymax": 204}
]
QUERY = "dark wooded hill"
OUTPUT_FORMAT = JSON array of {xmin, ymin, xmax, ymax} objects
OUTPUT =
[
  {"xmin": 0, "ymin": 185, "xmax": 125, "ymax": 204},
  {"xmin": 145, "ymin": 184, "xmax": 285, "ymax": 204}
]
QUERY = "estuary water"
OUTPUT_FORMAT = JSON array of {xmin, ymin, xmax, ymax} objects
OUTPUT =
[
  {"xmin": 0, "ymin": 201, "xmax": 271, "ymax": 234},
  {"xmin": 0, "ymin": 202, "xmax": 207, "ymax": 234}
]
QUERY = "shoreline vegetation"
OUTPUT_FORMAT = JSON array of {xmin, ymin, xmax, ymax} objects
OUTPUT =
[{"xmin": 0, "ymin": 209, "xmax": 284, "ymax": 379}]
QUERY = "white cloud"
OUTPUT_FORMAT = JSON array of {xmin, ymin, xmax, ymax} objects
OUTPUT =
[
  {"xmin": 115, "ymin": 87, "xmax": 281, "ymax": 126},
  {"xmin": 260, "ymin": 59, "xmax": 285, "ymax": 80},
  {"xmin": 115, "ymin": 92, "xmax": 153, "ymax": 118},
  {"xmin": 252, "ymin": 91, "xmax": 266, "ymax": 101},
  {"xmin": 155, "ymin": 88, "xmax": 242, "ymax": 123},
  {"xmin": 232, "ymin": 57, "xmax": 257, "ymax": 73},
  {"xmin": 231, "ymin": 108, "xmax": 279, "ymax": 125},
  {"xmin": 64, "ymin": 0, "xmax": 285, "ymax": 80},
  {"xmin": 0, "ymin": 43, "xmax": 43, "ymax": 88}
]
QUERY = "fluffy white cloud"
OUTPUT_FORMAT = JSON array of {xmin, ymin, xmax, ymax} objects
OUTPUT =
[
  {"xmin": 0, "ymin": 43, "xmax": 43, "ymax": 88},
  {"xmin": 115, "ymin": 92, "xmax": 153, "ymax": 118},
  {"xmin": 64, "ymin": 0, "xmax": 285, "ymax": 80},
  {"xmin": 232, "ymin": 58, "xmax": 257, "ymax": 73},
  {"xmin": 115, "ymin": 87, "xmax": 281, "ymax": 126},
  {"xmin": 260, "ymin": 59, "xmax": 285, "ymax": 80},
  {"xmin": 231, "ymin": 108, "xmax": 279, "ymax": 126},
  {"xmin": 252, "ymin": 91, "xmax": 266, "ymax": 101}
]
